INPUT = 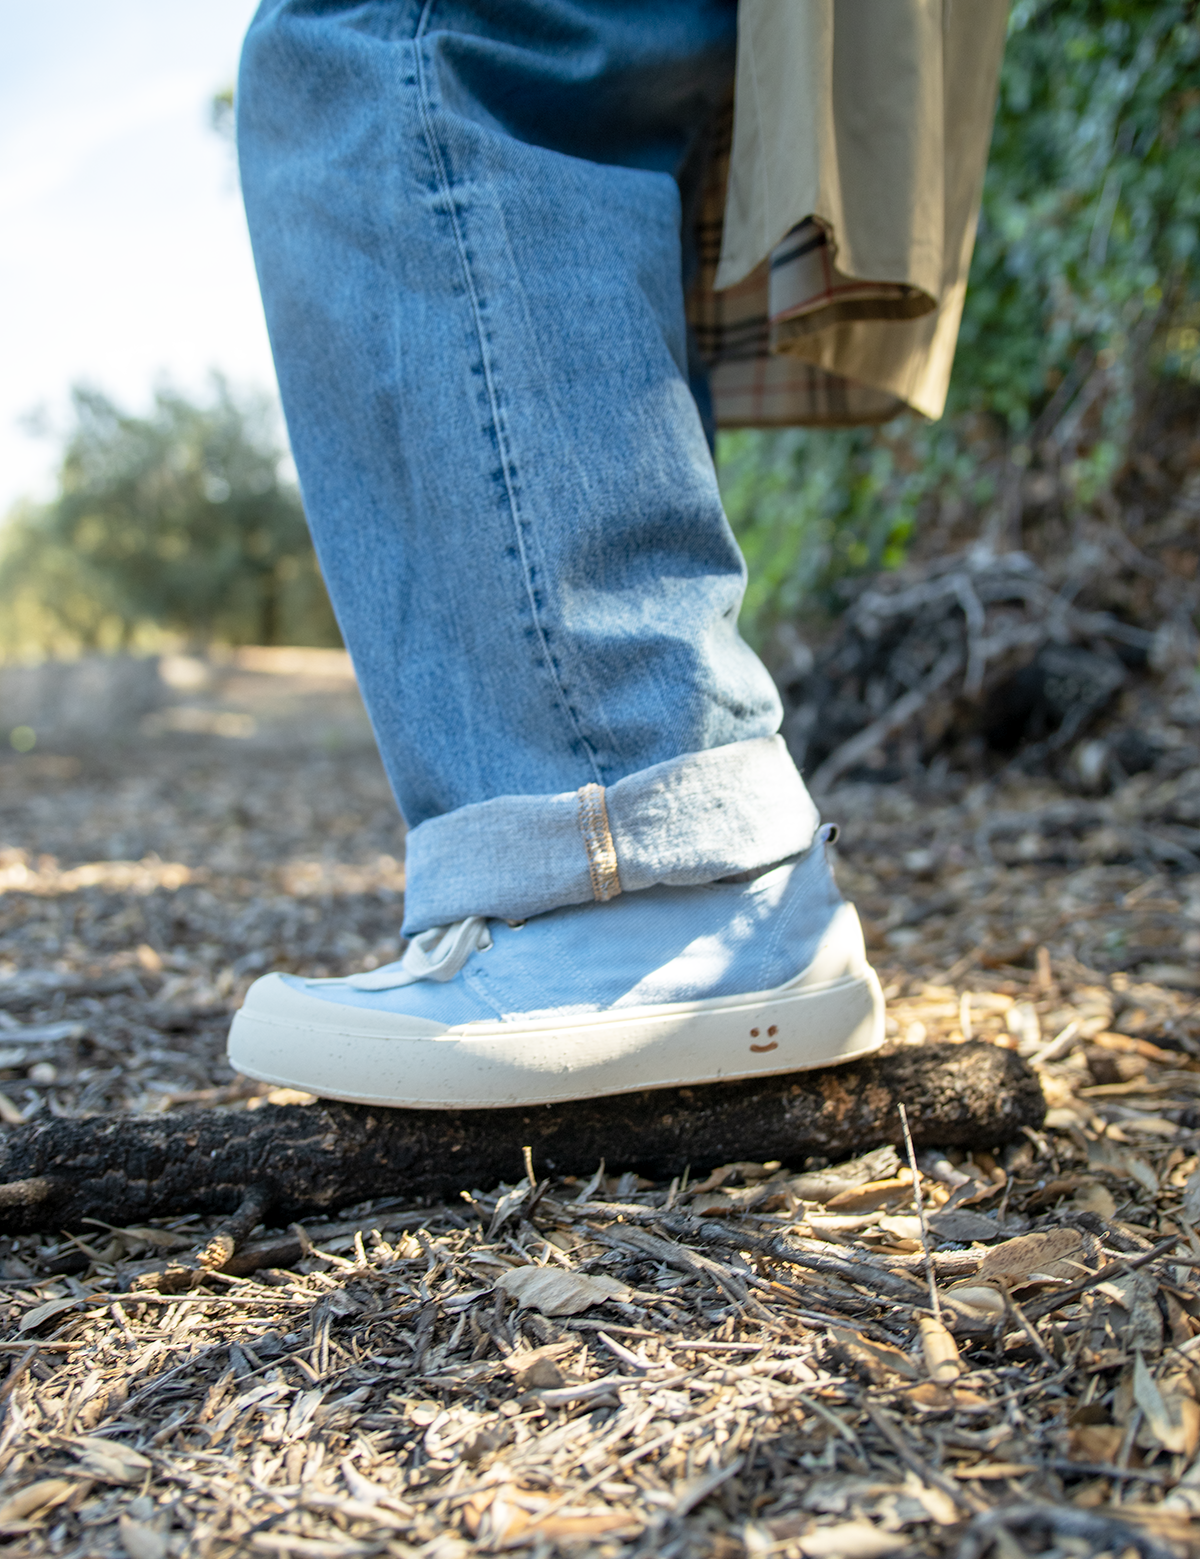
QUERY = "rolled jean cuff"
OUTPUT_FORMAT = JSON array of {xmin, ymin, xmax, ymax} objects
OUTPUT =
[{"xmin": 401, "ymin": 735, "xmax": 819, "ymax": 934}]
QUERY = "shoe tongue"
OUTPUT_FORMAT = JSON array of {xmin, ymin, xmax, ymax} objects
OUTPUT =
[{"xmin": 343, "ymin": 917, "xmax": 493, "ymax": 990}]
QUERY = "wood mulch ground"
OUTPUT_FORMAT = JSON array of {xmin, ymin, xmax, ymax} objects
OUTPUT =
[{"xmin": 1, "ymin": 650, "xmax": 1200, "ymax": 1558}]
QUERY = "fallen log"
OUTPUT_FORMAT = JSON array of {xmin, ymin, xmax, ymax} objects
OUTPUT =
[{"xmin": 0, "ymin": 1043, "xmax": 1042, "ymax": 1235}]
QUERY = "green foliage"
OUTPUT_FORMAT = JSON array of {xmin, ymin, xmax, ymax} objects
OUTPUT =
[
  {"xmin": 722, "ymin": 424, "xmax": 1000, "ymax": 640},
  {"xmin": 721, "ymin": 0, "xmax": 1200, "ymax": 652},
  {"xmin": 723, "ymin": 429, "xmax": 928, "ymax": 634},
  {"xmin": 956, "ymin": 0, "xmax": 1200, "ymax": 423},
  {"xmin": 210, "ymin": 85, "xmax": 235, "ymax": 144},
  {"xmin": 0, "ymin": 380, "xmax": 339, "ymax": 658}
]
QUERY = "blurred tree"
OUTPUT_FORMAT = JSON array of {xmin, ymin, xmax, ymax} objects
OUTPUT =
[
  {"xmin": 210, "ymin": 85, "xmax": 235, "ymax": 145},
  {"xmin": 0, "ymin": 379, "xmax": 340, "ymax": 656}
]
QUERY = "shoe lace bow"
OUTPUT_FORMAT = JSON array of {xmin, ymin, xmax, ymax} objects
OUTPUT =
[{"xmin": 342, "ymin": 916, "xmax": 493, "ymax": 990}]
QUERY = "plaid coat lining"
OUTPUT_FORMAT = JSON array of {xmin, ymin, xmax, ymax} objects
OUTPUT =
[{"xmin": 685, "ymin": 107, "xmax": 933, "ymax": 429}]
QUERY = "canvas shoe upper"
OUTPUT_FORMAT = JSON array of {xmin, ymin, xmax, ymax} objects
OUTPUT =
[{"xmin": 227, "ymin": 834, "xmax": 884, "ymax": 1108}]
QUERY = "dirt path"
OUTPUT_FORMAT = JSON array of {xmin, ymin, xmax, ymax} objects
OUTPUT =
[{"xmin": 1, "ymin": 654, "xmax": 1199, "ymax": 1557}]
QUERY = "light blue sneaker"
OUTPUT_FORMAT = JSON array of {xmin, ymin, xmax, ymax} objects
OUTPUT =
[{"xmin": 227, "ymin": 835, "xmax": 883, "ymax": 1108}]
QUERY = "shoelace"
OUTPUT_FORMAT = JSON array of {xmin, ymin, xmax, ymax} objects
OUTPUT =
[{"xmin": 331, "ymin": 916, "xmax": 493, "ymax": 991}]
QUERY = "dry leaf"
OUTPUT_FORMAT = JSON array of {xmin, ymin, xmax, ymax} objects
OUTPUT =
[
  {"xmin": 689, "ymin": 1177, "xmax": 787, "ymax": 1214},
  {"xmin": 902, "ymin": 1476, "xmax": 960, "ymax": 1526},
  {"xmin": 73, "ymin": 1436, "xmax": 152, "ymax": 1485},
  {"xmin": 1087, "ymin": 1137, "xmax": 1159, "ymax": 1194},
  {"xmin": 1113, "ymin": 1114, "xmax": 1180, "ymax": 1138},
  {"xmin": 672, "ymin": 1456, "xmax": 744, "ymax": 1516},
  {"xmin": 826, "ymin": 1171, "xmax": 914, "ymax": 1213},
  {"xmin": 1044, "ymin": 1107, "xmax": 1086, "ymax": 1130},
  {"xmin": 496, "ymin": 1266, "xmax": 630, "ymax": 1317},
  {"xmin": 460, "ymin": 1490, "xmax": 495, "ymax": 1537},
  {"xmin": 0, "ymin": 1084, "xmax": 36, "ymax": 1120},
  {"xmin": 341, "ymin": 1463, "xmax": 392, "ymax": 1507},
  {"xmin": 927, "ymin": 1209, "xmax": 1005, "ymax": 1242},
  {"xmin": 829, "ymin": 1327, "xmax": 920, "ymax": 1382},
  {"xmin": 877, "ymin": 1215, "xmax": 924, "ymax": 1243},
  {"xmin": 797, "ymin": 1520, "xmax": 909, "ymax": 1557},
  {"xmin": 1182, "ymin": 1164, "xmax": 1200, "ymax": 1226},
  {"xmin": 1126, "ymin": 1157, "xmax": 1161, "ymax": 1195},
  {"xmin": 118, "ymin": 1514, "xmax": 169, "ymax": 1559},
  {"xmin": 487, "ymin": 1183, "xmax": 532, "ymax": 1239},
  {"xmin": 1007, "ymin": 1001, "xmax": 1041, "ymax": 1051},
  {"xmin": 0, "ymin": 1479, "xmax": 74, "ymax": 1523},
  {"xmin": 690, "ymin": 1189, "xmax": 750, "ymax": 1216},
  {"xmin": 538, "ymin": 1512, "xmax": 641, "ymax": 1541},
  {"xmin": 918, "ymin": 1317, "xmax": 962, "ymax": 1383},
  {"xmin": 688, "ymin": 1161, "xmax": 779, "ymax": 1194},
  {"xmin": 953, "ymin": 1462, "xmax": 1037, "ymax": 1479},
  {"xmin": 1024, "ymin": 1173, "xmax": 1087, "ymax": 1211},
  {"xmin": 906, "ymin": 1382, "xmax": 988, "ymax": 1411},
  {"xmin": 1074, "ymin": 1180, "xmax": 1117, "ymax": 1218},
  {"xmin": 113, "ymin": 1226, "xmax": 195, "ymax": 1252},
  {"xmin": 1126, "ymin": 1271, "xmax": 1165, "ymax": 1355},
  {"xmin": 944, "ymin": 1285, "xmax": 1006, "ymax": 1317},
  {"xmin": 17, "ymin": 1295, "xmax": 85, "ymax": 1333},
  {"xmin": 790, "ymin": 1147, "xmax": 901, "ymax": 1204},
  {"xmin": 1069, "ymin": 1422, "xmax": 1124, "ymax": 1462},
  {"xmin": 508, "ymin": 1354, "xmax": 566, "ymax": 1390},
  {"xmin": 1134, "ymin": 1355, "xmax": 1200, "ymax": 1455},
  {"xmin": 462, "ymin": 1484, "xmax": 635, "ymax": 1545},
  {"xmin": 978, "ymin": 1227, "xmax": 1090, "ymax": 1287},
  {"xmin": 283, "ymin": 1388, "xmax": 324, "ymax": 1442},
  {"xmin": 251, "ymin": 1535, "xmax": 374, "ymax": 1555}
]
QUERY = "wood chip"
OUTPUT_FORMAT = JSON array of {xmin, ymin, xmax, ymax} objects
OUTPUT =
[{"xmin": 4, "ymin": 631, "xmax": 1200, "ymax": 1556}]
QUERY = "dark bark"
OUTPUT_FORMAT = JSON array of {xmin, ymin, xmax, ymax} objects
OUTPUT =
[{"xmin": 0, "ymin": 1043, "xmax": 1042, "ymax": 1235}]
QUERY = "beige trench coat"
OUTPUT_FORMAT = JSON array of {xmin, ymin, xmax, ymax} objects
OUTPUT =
[{"xmin": 687, "ymin": 0, "xmax": 1010, "ymax": 426}]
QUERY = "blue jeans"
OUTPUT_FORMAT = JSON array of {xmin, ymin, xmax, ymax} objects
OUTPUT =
[{"xmin": 238, "ymin": 0, "xmax": 819, "ymax": 934}]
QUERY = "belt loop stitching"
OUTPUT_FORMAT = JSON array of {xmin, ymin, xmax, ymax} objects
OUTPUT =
[{"xmin": 577, "ymin": 783, "xmax": 621, "ymax": 902}]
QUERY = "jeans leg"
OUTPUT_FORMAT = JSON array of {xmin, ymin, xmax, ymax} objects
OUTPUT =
[{"xmin": 239, "ymin": 0, "xmax": 819, "ymax": 931}]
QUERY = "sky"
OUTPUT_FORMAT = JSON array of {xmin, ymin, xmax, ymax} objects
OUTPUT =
[{"xmin": 0, "ymin": 0, "xmax": 275, "ymax": 518}]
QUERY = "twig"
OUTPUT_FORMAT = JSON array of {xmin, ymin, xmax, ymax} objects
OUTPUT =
[
  {"xmin": 798, "ymin": 1393, "xmax": 862, "ymax": 1451},
  {"xmin": 0, "ymin": 1345, "xmax": 37, "ymax": 1407},
  {"xmin": 1004, "ymin": 1290, "xmax": 1057, "ymax": 1368},
  {"xmin": 1048, "ymin": 1458, "xmax": 1174, "ymax": 1488},
  {"xmin": 523, "ymin": 1403, "xmax": 732, "ymax": 1529},
  {"xmin": 658, "ymin": 1214, "xmax": 928, "ymax": 1306},
  {"xmin": 0, "ymin": 1044, "xmax": 1044, "ymax": 1233},
  {"xmin": 957, "ymin": 1501, "xmax": 1176, "ymax": 1559},
  {"xmin": 809, "ymin": 647, "xmax": 963, "ymax": 793},
  {"xmin": 897, "ymin": 1102, "xmax": 940, "ymax": 1324},
  {"xmin": 1029, "ymin": 1020, "xmax": 1080, "ymax": 1068},
  {"xmin": 863, "ymin": 1400, "xmax": 986, "ymax": 1515},
  {"xmin": 129, "ymin": 1185, "xmax": 271, "ymax": 1292},
  {"xmin": 1116, "ymin": 1406, "xmax": 1143, "ymax": 1479}
]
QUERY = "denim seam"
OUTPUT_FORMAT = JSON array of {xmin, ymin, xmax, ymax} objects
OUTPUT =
[
  {"xmin": 577, "ymin": 783, "xmax": 622, "ymax": 902},
  {"xmin": 410, "ymin": 17, "xmax": 603, "ymax": 786}
]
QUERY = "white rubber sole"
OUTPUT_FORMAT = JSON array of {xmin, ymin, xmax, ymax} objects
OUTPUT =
[{"xmin": 227, "ymin": 903, "xmax": 885, "ymax": 1109}]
